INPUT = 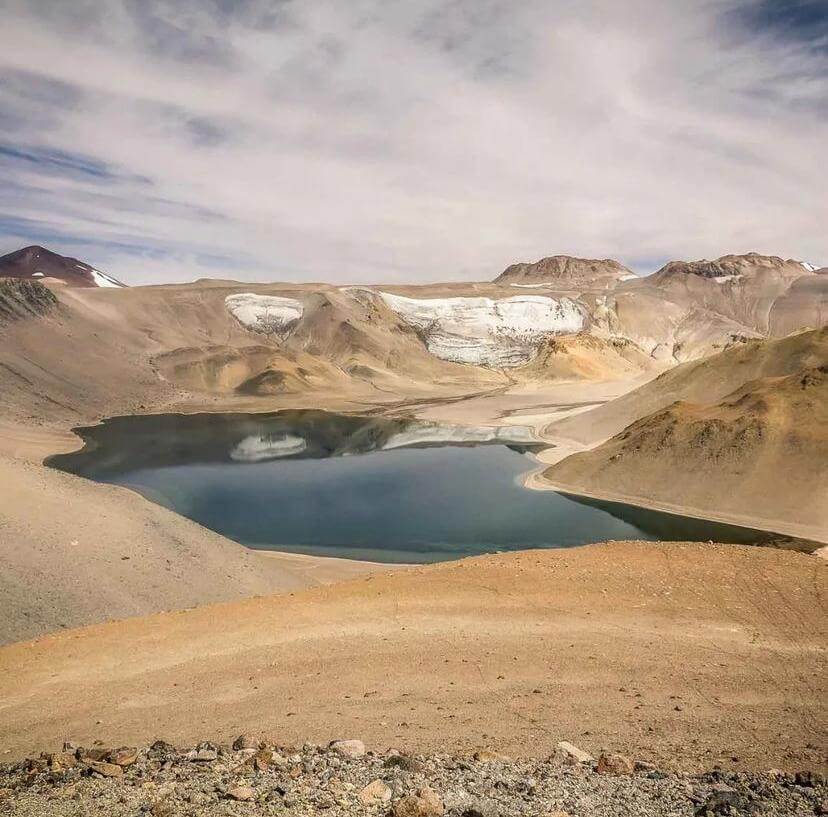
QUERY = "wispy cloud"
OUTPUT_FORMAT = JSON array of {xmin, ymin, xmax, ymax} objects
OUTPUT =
[{"xmin": 0, "ymin": 0, "xmax": 825, "ymax": 283}]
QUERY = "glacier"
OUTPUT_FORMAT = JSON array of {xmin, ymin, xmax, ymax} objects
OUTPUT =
[
  {"xmin": 379, "ymin": 292, "xmax": 585, "ymax": 367},
  {"xmin": 225, "ymin": 293, "xmax": 303, "ymax": 335}
]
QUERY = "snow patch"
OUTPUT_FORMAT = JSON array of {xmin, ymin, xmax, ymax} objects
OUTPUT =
[
  {"xmin": 802, "ymin": 261, "xmax": 817, "ymax": 272},
  {"xmin": 89, "ymin": 268, "xmax": 124, "ymax": 288},
  {"xmin": 230, "ymin": 434, "xmax": 307, "ymax": 462},
  {"xmin": 225, "ymin": 293, "xmax": 304, "ymax": 335},
  {"xmin": 619, "ymin": 273, "xmax": 639, "ymax": 281},
  {"xmin": 379, "ymin": 292, "xmax": 585, "ymax": 367},
  {"xmin": 712, "ymin": 274, "xmax": 742, "ymax": 284},
  {"xmin": 510, "ymin": 282, "xmax": 549, "ymax": 288},
  {"xmin": 32, "ymin": 271, "xmax": 44, "ymax": 278}
]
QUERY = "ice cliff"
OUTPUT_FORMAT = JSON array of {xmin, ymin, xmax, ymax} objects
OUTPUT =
[{"xmin": 379, "ymin": 292, "xmax": 585, "ymax": 367}]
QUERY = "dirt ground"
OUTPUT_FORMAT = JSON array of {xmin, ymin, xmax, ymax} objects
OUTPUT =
[{"xmin": 1, "ymin": 541, "xmax": 825, "ymax": 773}]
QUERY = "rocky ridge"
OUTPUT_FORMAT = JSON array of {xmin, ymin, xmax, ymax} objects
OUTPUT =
[{"xmin": 2, "ymin": 738, "xmax": 825, "ymax": 817}]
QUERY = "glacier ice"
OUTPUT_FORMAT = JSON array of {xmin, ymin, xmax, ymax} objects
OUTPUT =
[
  {"xmin": 225, "ymin": 293, "xmax": 303, "ymax": 335},
  {"xmin": 379, "ymin": 292, "xmax": 585, "ymax": 367}
]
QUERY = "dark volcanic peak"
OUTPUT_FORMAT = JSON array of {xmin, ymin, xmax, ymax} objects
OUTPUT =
[
  {"xmin": 652, "ymin": 252, "xmax": 813, "ymax": 282},
  {"xmin": 0, "ymin": 245, "xmax": 125, "ymax": 289},
  {"xmin": 495, "ymin": 255, "xmax": 634, "ymax": 285}
]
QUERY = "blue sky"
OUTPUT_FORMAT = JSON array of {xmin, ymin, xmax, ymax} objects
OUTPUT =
[{"xmin": 0, "ymin": 0, "xmax": 826, "ymax": 284}]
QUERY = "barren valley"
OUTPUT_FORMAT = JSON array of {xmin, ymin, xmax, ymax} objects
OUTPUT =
[{"xmin": 0, "ymin": 247, "xmax": 826, "ymax": 815}]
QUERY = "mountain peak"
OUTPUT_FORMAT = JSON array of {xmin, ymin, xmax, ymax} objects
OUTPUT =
[{"xmin": 0, "ymin": 245, "xmax": 126, "ymax": 288}]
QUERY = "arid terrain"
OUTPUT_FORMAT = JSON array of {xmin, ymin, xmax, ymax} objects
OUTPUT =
[{"xmin": 0, "ymin": 247, "xmax": 826, "ymax": 816}]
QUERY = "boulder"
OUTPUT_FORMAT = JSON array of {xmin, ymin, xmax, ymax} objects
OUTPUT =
[
  {"xmin": 232, "ymin": 734, "xmax": 258, "ymax": 751},
  {"xmin": 597, "ymin": 752, "xmax": 634, "ymax": 775},
  {"xmin": 392, "ymin": 786, "xmax": 444, "ymax": 817},
  {"xmin": 555, "ymin": 741, "xmax": 594, "ymax": 764},
  {"xmin": 86, "ymin": 760, "xmax": 124, "ymax": 778},
  {"xmin": 359, "ymin": 779, "xmax": 392, "ymax": 804},
  {"xmin": 328, "ymin": 739, "xmax": 366, "ymax": 758}
]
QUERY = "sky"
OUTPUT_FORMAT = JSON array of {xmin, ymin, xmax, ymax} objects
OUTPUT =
[{"xmin": 0, "ymin": 0, "xmax": 826, "ymax": 285}]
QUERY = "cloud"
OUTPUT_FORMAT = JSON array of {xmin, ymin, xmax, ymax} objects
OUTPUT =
[{"xmin": 0, "ymin": 0, "xmax": 825, "ymax": 284}]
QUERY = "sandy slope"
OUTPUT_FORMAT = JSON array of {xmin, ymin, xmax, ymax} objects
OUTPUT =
[
  {"xmin": 0, "ymin": 542, "xmax": 825, "ymax": 772},
  {"xmin": 0, "ymin": 454, "xmax": 378, "ymax": 645}
]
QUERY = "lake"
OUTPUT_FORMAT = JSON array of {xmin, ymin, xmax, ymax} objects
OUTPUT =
[{"xmin": 47, "ymin": 410, "xmax": 804, "ymax": 562}]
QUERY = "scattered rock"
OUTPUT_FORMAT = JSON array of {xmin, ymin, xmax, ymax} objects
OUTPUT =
[
  {"xmin": 359, "ymin": 779, "xmax": 392, "ymax": 804},
  {"xmin": 329, "ymin": 739, "xmax": 366, "ymax": 758},
  {"xmin": 597, "ymin": 752, "xmax": 635, "ymax": 776},
  {"xmin": 555, "ymin": 741, "xmax": 594, "ymax": 764},
  {"xmin": 232, "ymin": 734, "xmax": 258, "ymax": 751},
  {"xmin": 226, "ymin": 785, "xmax": 256, "ymax": 801},
  {"xmin": 385, "ymin": 754, "xmax": 425, "ymax": 773},
  {"xmin": 392, "ymin": 786, "xmax": 444, "ymax": 817}
]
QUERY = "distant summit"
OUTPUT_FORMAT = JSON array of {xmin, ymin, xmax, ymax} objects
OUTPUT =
[
  {"xmin": 0, "ymin": 246, "xmax": 125, "ymax": 288},
  {"xmin": 494, "ymin": 255, "xmax": 635, "ymax": 287},
  {"xmin": 651, "ymin": 252, "xmax": 814, "ymax": 283}
]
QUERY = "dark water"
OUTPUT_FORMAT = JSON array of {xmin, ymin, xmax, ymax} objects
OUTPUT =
[{"xmin": 47, "ymin": 411, "xmax": 807, "ymax": 563}]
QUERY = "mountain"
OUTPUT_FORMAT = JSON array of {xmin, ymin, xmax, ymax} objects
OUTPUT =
[
  {"xmin": 0, "ymin": 245, "xmax": 125, "ymax": 288},
  {"xmin": 544, "ymin": 328, "xmax": 828, "ymax": 539},
  {"xmin": 494, "ymin": 255, "xmax": 635, "ymax": 288}
]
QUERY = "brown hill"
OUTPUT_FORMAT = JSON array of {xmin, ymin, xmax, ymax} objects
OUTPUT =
[
  {"xmin": 0, "ymin": 245, "xmax": 125, "ymax": 288},
  {"xmin": 544, "ymin": 361, "xmax": 828, "ymax": 539},
  {"xmin": 494, "ymin": 255, "xmax": 634, "ymax": 288},
  {"xmin": 546, "ymin": 327, "xmax": 828, "ymax": 446}
]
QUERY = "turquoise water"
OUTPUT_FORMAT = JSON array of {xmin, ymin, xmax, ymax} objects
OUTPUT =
[{"xmin": 48, "ymin": 410, "xmax": 797, "ymax": 563}]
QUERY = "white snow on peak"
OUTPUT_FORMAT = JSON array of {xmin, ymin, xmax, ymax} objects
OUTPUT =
[
  {"xmin": 618, "ymin": 273, "xmax": 639, "ymax": 281},
  {"xmin": 89, "ymin": 268, "xmax": 124, "ymax": 288},
  {"xmin": 382, "ymin": 422, "xmax": 537, "ymax": 450},
  {"xmin": 379, "ymin": 292, "xmax": 585, "ymax": 367},
  {"xmin": 225, "ymin": 293, "xmax": 304, "ymax": 335},
  {"xmin": 230, "ymin": 434, "xmax": 307, "ymax": 462},
  {"xmin": 802, "ymin": 261, "xmax": 817, "ymax": 272}
]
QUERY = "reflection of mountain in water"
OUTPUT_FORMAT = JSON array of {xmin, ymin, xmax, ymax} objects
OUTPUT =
[
  {"xmin": 48, "ymin": 410, "xmax": 541, "ymax": 480},
  {"xmin": 560, "ymin": 492, "xmax": 815, "ymax": 551}
]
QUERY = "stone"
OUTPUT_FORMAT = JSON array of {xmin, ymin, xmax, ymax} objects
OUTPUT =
[
  {"xmin": 83, "ymin": 748, "xmax": 111, "ymax": 762},
  {"xmin": 226, "ymin": 785, "xmax": 256, "ymax": 801},
  {"xmin": 385, "ymin": 754, "xmax": 426, "ymax": 773},
  {"xmin": 555, "ymin": 741, "xmax": 594, "ymax": 764},
  {"xmin": 701, "ymin": 782, "xmax": 740, "ymax": 812},
  {"xmin": 86, "ymin": 760, "xmax": 124, "ymax": 778},
  {"xmin": 110, "ymin": 747, "xmax": 139, "ymax": 767},
  {"xmin": 190, "ymin": 748, "xmax": 218, "ymax": 762},
  {"xmin": 47, "ymin": 752, "xmax": 77, "ymax": 771},
  {"xmin": 597, "ymin": 752, "xmax": 635, "ymax": 775},
  {"xmin": 392, "ymin": 786, "xmax": 444, "ymax": 817},
  {"xmin": 253, "ymin": 749, "xmax": 272, "ymax": 772},
  {"xmin": 233, "ymin": 734, "xmax": 258, "ymax": 751},
  {"xmin": 328, "ymin": 739, "xmax": 366, "ymax": 758},
  {"xmin": 359, "ymin": 779, "xmax": 392, "ymax": 804}
]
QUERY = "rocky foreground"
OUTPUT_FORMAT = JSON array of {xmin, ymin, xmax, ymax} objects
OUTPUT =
[{"xmin": 2, "ymin": 738, "xmax": 825, "ymax": 817}]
